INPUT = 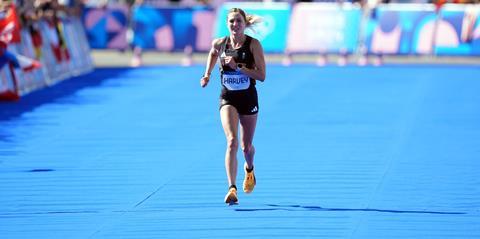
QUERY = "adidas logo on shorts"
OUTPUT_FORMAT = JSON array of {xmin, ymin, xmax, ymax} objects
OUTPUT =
[{"xmin": 251, "ymin": 106, "xmax": 258, "ymax": 113}]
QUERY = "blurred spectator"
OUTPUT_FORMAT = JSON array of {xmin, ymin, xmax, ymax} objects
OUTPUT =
[
  {"xmin": 18, "ymin": 1, "xmax": 44, "ymax": 59},
  {"xmin": 36, "ymin": 0, "xmax": 71, "ymax": 63}
]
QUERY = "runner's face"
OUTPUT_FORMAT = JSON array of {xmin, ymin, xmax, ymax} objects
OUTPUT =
[{"xmin": 227, "ymin": 13, "xmax": 245, "ymax": 35}]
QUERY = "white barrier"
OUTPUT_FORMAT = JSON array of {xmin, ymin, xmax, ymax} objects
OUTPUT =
[{"xmin": 0, "ymin": 16, "xmax": 94, "ymax": 100}]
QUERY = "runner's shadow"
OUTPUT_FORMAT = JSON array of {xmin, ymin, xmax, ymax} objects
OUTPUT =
[{"xmin": 235, "ymin": 204, "xmax": 466, "ymax": 215}]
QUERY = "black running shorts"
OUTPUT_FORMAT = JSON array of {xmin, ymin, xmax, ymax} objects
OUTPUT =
[{"xmin": 219, "ymin": 88, "xmax": 258, "ymax": 115}]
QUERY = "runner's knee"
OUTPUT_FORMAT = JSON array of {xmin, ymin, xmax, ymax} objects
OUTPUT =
[
  {"xmin": 226, "ymin": 136, "xmax": 238, "ymax": 150},
  {"xmin": 242, "ymin": 144, "xmax": 254, "ymax": 155}
]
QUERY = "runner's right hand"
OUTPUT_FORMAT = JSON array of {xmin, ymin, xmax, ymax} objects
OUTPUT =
[{"xmin": 200, "ymin": 76, "xmax": 209, "ymax": 88}]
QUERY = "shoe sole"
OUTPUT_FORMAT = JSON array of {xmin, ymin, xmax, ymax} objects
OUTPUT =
[
  {"xmin": 224, "ymin": 192, "xmax": 238, "ymax": 205},
  {"xmin": 243, "ymin": 186, "xmax": 255, "ymax": 194},
  {"xmin": 243, "ymin": 175, "xmax": 256, "ymax": 193}
]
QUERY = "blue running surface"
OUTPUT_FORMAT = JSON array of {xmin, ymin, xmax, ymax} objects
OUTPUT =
[{"xmin": 1, "ymin": 65, "xmax": 479, "ymax": 238}]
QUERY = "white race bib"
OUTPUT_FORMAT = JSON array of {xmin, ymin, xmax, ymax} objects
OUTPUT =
[{"xmin": 222, "ymin": 72, "xmax": 250, "ymax": 91}]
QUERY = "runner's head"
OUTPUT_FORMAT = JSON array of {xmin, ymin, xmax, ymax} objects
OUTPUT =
[{"xmin": 227, "ymin": 8, "xmax": 262, "ymax": 35}]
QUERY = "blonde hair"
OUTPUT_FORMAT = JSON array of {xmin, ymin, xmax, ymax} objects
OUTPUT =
[{"xmin": 228, "ymin": 8, "xmax": 262, "ymax": 28}]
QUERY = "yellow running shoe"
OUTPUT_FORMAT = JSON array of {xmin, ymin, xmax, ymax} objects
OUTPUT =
[
  {"xmin": 224, "ymin": 187, "xmax": 238, "ymax": 204},
  {"xmin": 243, "ymin": 166, "xmax": 256, "ymax": 193}
]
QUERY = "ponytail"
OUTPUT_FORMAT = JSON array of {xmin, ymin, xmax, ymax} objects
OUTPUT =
[
  {"xmin": 245, "ymin": 14, "xmax": 262, "ymax": 28},
  {"xmin": 229, "ymin": 8, "xmax": 262, "ymax": 29}
]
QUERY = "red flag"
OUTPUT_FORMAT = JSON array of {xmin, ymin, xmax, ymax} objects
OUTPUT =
[{"xmin": 0, "ymin": 4, "xmax": 21, "ymax": 44}]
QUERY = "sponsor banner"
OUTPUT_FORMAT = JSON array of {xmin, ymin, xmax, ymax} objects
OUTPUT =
[
  {"xmin": 81, "ymin": 3, "xmax": 479, "ymax": 56},
  {"xmin": 215, "ymin": 2, "xmax": 290, "ymax": 53},
  {"xmin": 434, "ymin": 4, "xmax": 480, "ymax": 56},
  {"xmin": 364, "ymin": 4, "xmax": 437, "ymax": 55},
  {"xmin": 287, "ymin": 3, "xmax": 361, "ymax": 53},
  {"xmin": 82, "ymin": 4, "xmax": 129, "ymax": 49},
  {"xmin": 364, "ymin": 4, "xmax": 480, "ymax": 55},
  {"xmin": 131, "ymin": 6, "xmax": 215, "ymax": 51}
]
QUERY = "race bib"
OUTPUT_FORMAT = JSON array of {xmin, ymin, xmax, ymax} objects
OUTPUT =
[{"xmin": 222, "ymin": 72, "xmax": 250, "ymax": 91}]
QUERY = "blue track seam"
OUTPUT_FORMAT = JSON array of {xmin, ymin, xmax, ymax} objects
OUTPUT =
[
  {"xmin": 87, "ymin": 180, "xmax": 173, "ymax": 239},
  {"xmin": 88, "ymin": 160, "xmax": 201, "ymax": 238}
]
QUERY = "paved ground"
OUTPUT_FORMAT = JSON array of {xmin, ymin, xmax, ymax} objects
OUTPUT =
[{"xmin": 91, "ymin": 50, "xmax": 480, "ymax": 67}]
